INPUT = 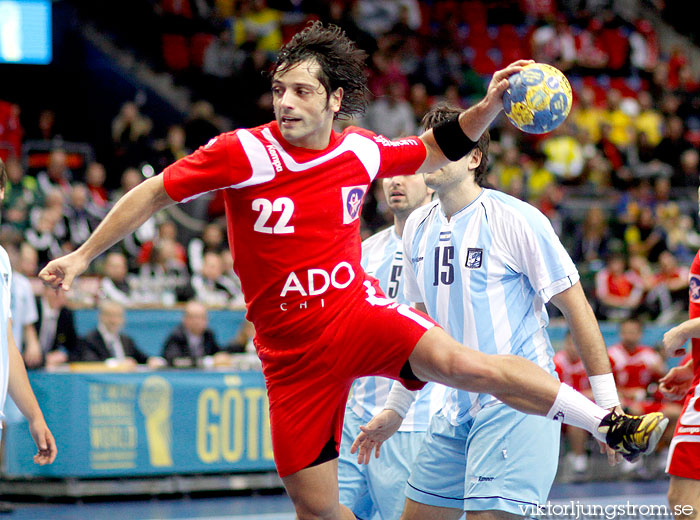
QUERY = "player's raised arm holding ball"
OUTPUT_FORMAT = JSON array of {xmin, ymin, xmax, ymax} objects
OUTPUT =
[{"xmin": 40, "ymin": 22, "xmax": 667, "ymax": 520}]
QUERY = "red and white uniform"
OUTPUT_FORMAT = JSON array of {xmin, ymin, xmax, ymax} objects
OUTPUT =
[
  {"xmin": 667, "ymin": 250, "xmax": 700, "ymax": 480},
  {"xmin": 608, "ymin": 342, "xmax": 664, "ymax": 413},
  {"xmin": 553, "ymin": 350, "xmax": 590, "ymax": 393},
  {"xmin": 163, "ymin": 121, "xmax": 436, "ymax": 476}
]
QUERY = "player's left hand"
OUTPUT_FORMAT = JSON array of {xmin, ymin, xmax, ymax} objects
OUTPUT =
[
  {"xmin": 663, "ymin": 324, "xmax": 689, "ymax": 358},
  {"xmin": 29, "ymin": 418, "xmax": 57, "ymax": 465},
  {"xmin": 350, "ymin": 409, "xmax": 403, "ymax": 465},
  {"xmin": 598, "ymin": 405, "xmax": 624, "ymax": 466}
]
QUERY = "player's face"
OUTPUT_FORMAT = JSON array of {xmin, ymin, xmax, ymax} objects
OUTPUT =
[
  {"xmin": 272, "ymin": 59, "xmax": 343, "ymax": 150},
  {"xmin": 422, "ymin": 148, "xmax": 481, "ymax": 191},
  {"xmin": 620, "ymin": 321, "xmax": 642, "ymax": 349},
  {"xmin": 382, "ymin": 175, "xmax": 433, "ymax": 216}
]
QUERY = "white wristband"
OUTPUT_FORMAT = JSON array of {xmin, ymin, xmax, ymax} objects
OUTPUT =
[
  {"xmin": 383, "ymin": 382, "xmax": 417, "ymax": 419},
  {"xmin": 589, "ymin": 373, "xmax": 620, "ymax": 409}
]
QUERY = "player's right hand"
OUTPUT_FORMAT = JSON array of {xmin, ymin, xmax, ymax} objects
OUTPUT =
[
  {"xmin": 659, "ymin": 364, "xmax": 694, "ymax": 400},
  {"xmin": 39, "ymin": 251, "xmax": 89, "ymax": 291},
  {"xmin": 484, "ymin": 59, "xmax": 534, "ymax": 113},
  {"xmin": 350, "ymin": 409, "xmax": 403, "ymax": 465}
]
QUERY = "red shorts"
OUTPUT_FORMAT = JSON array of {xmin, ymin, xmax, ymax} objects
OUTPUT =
[
  {"xmin": 666, "ymin": 382, "xmax": 700, "ymax": 479},
  {"xmin": 254, "ymin": 279, "xmax": 436, "ymax": 478}
]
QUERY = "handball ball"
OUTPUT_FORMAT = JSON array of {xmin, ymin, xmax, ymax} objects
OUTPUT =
[{"xmin": 502, "ymin": 63, "xmax": 572, "ymax": 134}]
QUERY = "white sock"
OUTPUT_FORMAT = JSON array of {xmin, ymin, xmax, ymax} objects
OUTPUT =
[{"xmin": 546, "ymin": 383, "xmax": 609, "ymax": 442}]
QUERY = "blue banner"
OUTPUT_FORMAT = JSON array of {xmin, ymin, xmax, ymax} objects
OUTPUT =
[{"xmin": 1, "ymin": 370, "xmax": 276, "ymax": 478}]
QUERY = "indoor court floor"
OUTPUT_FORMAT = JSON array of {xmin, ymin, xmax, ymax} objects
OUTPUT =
[{"xmin": 1, "ymin": 479, "xmax": 672, "ymax": 519}]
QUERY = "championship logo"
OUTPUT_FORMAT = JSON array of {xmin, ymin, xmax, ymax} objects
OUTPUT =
[
  {"xmin": 465, "ymin": 248, "xmax": 483, "ymax": 269},
  {"xmin": 690, "ymin": 274, "xmax": 700, "ymax": 303},
  {"xmin": 341, "ymin": 185, "xmax": 367, "ymax": 224}
]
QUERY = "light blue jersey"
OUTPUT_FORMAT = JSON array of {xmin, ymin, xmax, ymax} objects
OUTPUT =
[
  {"xmin": 402, "ymin": 189, "xmax": 578, "ymax": 425},
  {"xmin": 350, "ymin": 226, "xmax": 446, "ymax": 432},
  {"xmin": 0, "ymin": 246, "xmax": 13, "ymax": 426}
]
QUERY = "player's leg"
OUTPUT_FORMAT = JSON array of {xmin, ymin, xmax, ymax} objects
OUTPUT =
[
  {"xmin": 667, "ymin": 476, "xmax": 699, "ymax": 520},
  {"xmin": 407, "ymin": 327, "xmax": 667, "ymax": 456},
  {"xmin": 402, "ymin": 414, "xmax": 468, "ymax": 520},
  {"xmin": 463, "ymin": 405, "xmax": 559, "ymax": 520},
  {"xmin": 408, "ymin": 327, "xmax": 560, "ymax": 415},
  {"xmin": 402, "ymin": 498, "xmax": 463, "ymax": 520},
  {"xmin": 338, "ymin": 408, "xmax": 374, "ymax": 519},
  {"xmin": 283, "ymin": 458, "xmax": 357, "ymax": 520},
  {"xmin": 365, "ymin": 430, "xmax": 425, "ymax": 520}
]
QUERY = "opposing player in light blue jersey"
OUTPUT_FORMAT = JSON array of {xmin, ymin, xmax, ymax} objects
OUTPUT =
[
  {"xmin": 339, "ymin": 173, "xmax": 446, "ymax": 519},
  {"xmin": 0, "ymin": 160, "xmax": 57, "ymax": 496},
  {"xmin": 353, "ymin": 105, "xmax": 649, "ymax": 520}
]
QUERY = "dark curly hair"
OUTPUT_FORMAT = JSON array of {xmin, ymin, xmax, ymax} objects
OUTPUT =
[
  {"xmin": 271, "ymin": 21, "xmax": 369, "ymax": 120},
  {"xmin": 421, "ymin": 104, "xmax": 490, "ymax": 187}
]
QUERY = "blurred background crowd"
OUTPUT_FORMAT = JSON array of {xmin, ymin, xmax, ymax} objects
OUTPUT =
[
  {"xmin": 0, "ymin": 0, "xmax": 699, "ymax": 482},
  {"xmin": 2, "ymin": 0, "xmax": 699, "ymax": 325}
]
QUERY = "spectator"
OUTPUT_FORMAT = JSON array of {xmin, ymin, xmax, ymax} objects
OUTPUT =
[
  {"xmin": 634, "ymin": 91, "xmax": 663, "ymax": 147},
  {"xmin": 65, "ymin": 184, "xmax": 96, "ymax": 247},
  {"xmin": 35, "ymin": 285, "xmax": 79, "ymax": 367},
  {"xmin": 594, "ymin": 252, "xmax": 645, "ymax": 320},
  {"xmin": 78, "ymin": 301, "xmax": 165, "ymax": 368},
  {"xmin": 361, "ymin": 82, "xmax": 417, "ymax": 138},
  {"xmin": 650, "ymin": 250, "xmax": 690, "ymax": 319},
  {"xmin": 151, "ymin": 124, "xmax": 190, "ymax": 173},
  {"xmin": 36, "ymin": 148, "xmax": 73, "ymax": 197},
  {"xmin": 657, "ymin": 116, "xmax": 690, "ymax": 176},
  {"xmin": 625, "ymin": 205, "xmax": 668, "ymax": 262},
  {"xmin": 609, "ymin": 318, "xmax": 665, "ymax": 412},
  {"xmin": 132, "ymin": 238, "xmax": 190, "ymax": 305},
  {"xmin": 161, "ymin": 301, "xmax": 224, "ymax": 367},
  {"xmin": 554, "ymin": 333, "xmax": 593, "ymax": 476},
  {"xmin": 672, "ymin": 148, "xmax": 700, "ymax": 189},
  {"xmin": 98, "ymin": 252, "xmax": 135, "ymax": 306},
  {"xmin": 571, "ymin": 205, "xmax": 612, "ymax": 270},
  {"xmin": 190, "ymin": 251, "xmax": 242, "ymax": 307},
  {"xmin": 608, "ymin": 318, "xmax": 673, "ymax": 473},
  {"xmin": 184, "ymin": 101, "xmax": 224, "ymax": 150},
  {"xmin": 187, "ymin": 222, "xmax": 225, "ymax": 274},
  {"xmin": 84, "ymin": 162, "xmax": 110, "ymax": 210},
  {"xmin": 111, "ymin": 101, "xmax": 152, "ymax": 172},
  {"xmin": 571, "ymin": 86, "xmax": 604, "ymax": 143},
  {"xmin": 137, "ymin": 219, "xmax": 187, "ymax": 266},
  {"xmin": 25, "ymin": 208, "xmax": 64, "ymax": 266},
  {"xmin": 18, "ymin": 242, "xmax": 39, "ymax": 279},
  {"xmin": 1, "ymin": 157, "xmax": 38, "ymax": 233}
]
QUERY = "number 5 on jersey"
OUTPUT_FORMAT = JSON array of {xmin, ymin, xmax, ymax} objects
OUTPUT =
[{"xmin": 252, "ymin": 197, "xmax": 295, "ymax": 234}]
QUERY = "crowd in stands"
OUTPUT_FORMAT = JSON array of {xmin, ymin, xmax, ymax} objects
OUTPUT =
[{"xmin": 1, "ymin": 3, "xmax": 699, "ymax": 382}]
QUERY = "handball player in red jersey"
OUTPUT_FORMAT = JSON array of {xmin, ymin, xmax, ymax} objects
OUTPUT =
[
  {"xmin": 660, "ymin": 191, "xmax": 700, "ymax": 518},
  {"xmin": 41, "ymin": 22, "xmax": 667, "ymax": 520}
]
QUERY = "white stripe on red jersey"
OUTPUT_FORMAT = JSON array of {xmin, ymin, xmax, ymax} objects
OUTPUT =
[{"xmin": 163, "ymin": 121, "xmax": 426, "ymax": 341}]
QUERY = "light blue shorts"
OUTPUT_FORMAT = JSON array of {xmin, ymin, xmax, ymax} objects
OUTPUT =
[
  {"xmin": 406, "ymin": 404, "xmax": 560, "ymax": 516},
  {"xmin": 339, "ymin": 407, "xmax": 426, "ymax": 520}
]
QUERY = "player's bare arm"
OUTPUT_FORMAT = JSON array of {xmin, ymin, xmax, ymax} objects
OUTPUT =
[
  {"xmin": 6, "ymin": 322, "xmax": 57, "ymax": 465},
  {"xmin": 550, "ymin": 282, "xmax": 623, "ymax": 464},
  {"xmin": 39, "ymin": 176, "xmax": 175, "ymax": 290},
  {"xmin": 416, "ymin": 60, "xmax": 534, "ymax": 174}
]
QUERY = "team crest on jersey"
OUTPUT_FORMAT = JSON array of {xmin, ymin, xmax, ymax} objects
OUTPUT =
[
  {"xmin": 690, "ymin": 274, "xmax": 700, "ymax": 302},
  {"xmin": 465, "ymin": 248, "xmax": 483, "ymax": 269},
  {"xmin": 341, "ymin": 185, "xmax": 367, "ymax": 224}
]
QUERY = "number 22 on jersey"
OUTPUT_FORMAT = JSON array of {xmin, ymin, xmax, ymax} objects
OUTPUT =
[{"xmin": 252, "ymin": 197, "xmax": 295, "ymax": 234}]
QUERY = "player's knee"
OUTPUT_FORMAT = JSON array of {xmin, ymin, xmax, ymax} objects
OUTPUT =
[{"xmin": 292, "ymin": 494, "xmax": 343, "ymax": 520}]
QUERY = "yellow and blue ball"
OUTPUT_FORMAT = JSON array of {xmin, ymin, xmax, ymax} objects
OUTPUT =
[{"xmin": 502, "ymin": 63, "xmax": 572, "ymax": 134}]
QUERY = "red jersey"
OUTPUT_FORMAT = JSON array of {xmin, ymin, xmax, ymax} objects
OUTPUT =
[
  {"xmin": 689, "ymin": 250, "xmax": 700, "ymax": 382},
  {"xmin": 553, "ymin": 350, "xmax": 590, "ymax": 392},
  {"xmin": 608, "ymin": 343, "xmax": 663, "ymax": 390},
  {"xmin": 163, "ymin": 121, "xmax": 426, "ymax": 341}
]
